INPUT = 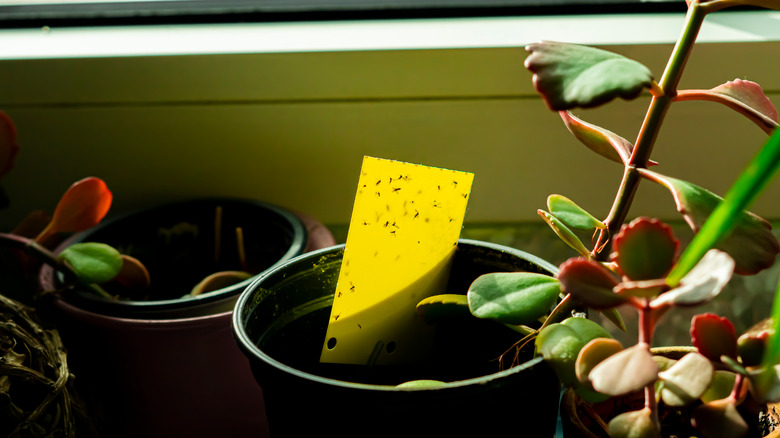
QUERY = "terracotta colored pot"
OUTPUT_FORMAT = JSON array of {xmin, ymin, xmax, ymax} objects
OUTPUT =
[
  {"xmin": 233, "ymin": 239, "xmax": 562, "ymax": 437},
  {"xmin": 39, "ymin": 198, "xmax": 335, "ymax": 437}
]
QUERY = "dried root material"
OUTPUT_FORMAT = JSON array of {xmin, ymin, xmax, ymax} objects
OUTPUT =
[{"xmin": 0, "ymin": 293, "xmax": 93, "ymax": 438}]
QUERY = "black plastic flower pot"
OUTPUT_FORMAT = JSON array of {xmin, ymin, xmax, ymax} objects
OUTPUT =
[{"xmin": 233, "ymin": 239, "xmax": 562, "ymax": 437}]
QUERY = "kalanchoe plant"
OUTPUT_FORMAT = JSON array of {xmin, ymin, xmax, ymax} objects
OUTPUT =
[{"xmin": 415, "ymin": 0, "xmax": 780, "ymax": 437}]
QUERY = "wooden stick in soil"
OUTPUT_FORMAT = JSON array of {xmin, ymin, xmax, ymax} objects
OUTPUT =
[
  {"xmin": 214, "ymin": 206, "xmax": 222, "ymax": 263},
  {"xmin": 236, "ymin": 226, "xmax": 247, "ymax": 271}
]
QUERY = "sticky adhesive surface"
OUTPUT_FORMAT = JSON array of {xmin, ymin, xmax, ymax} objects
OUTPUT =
[{"xmin": 320, "ymin": 156, "xmax": 473, "ymax": 365}]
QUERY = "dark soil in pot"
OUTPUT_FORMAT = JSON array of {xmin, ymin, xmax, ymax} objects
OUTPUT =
[
  {"xmin": 41, "ymin": 197, "xmax": 309, "ymax": 319},
  {"xmin": 233, "ymin": 239, "xmax": 562, "ymax": 437}
]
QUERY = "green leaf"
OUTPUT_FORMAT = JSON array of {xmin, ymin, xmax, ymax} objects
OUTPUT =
[
  {"xmin": 700, "ymin": 370, "xmax": 738, "ymax": 403},
  {"xmin": 676, "ymin": 79, "xmax": 777, "ymax": 134},
  {"xmin": 395, "ymin": 380, "xmax": 446, "ymax": 389},
  {"xmin": 524, "ymin": 41, "xmax": 654, "ymax": 111},
  {"xmin": 416, "ymin": 294, "xmax": 471, "ymax": 324},
  {"xmin": 641, "ymin": 169, "xmax": 780, "ymax": 276},
  {"xmin": 537, "ymin": 209, "xmax": 590, "ymax": 256},
  {"xmin": 467, "ymin": 272, "xmax": 560, "ymax": 325},
  {"xmin": 558, "ymin": 111, "xmax": 658, "ymax": 167},
  {"xmin": 611, "ymin": 217, "xmax": 679, "ymax": 281},
  {"xmin": 536, "ymin": 316, "xmax": 613, "ymax": 391},
  {"xmin": 547, "ymin": 194, "xmax": 605, "ymax": 230},
  {"xmin": 608, "ymin": 408, "xmax": 659, "ymax": 438},
  {"xmin": 58, "ymin": 242, "xmax": 123, "ymax": 284}
]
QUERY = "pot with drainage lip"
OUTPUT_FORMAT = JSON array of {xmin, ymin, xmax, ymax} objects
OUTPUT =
[{"xmin": 232, "ymin": 239, "xmax": 562, "ymax": 437}]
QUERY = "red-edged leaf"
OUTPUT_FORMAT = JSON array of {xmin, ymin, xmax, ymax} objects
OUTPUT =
[
  {"xmin": 559, "ymin": 112, "xmax": 658, "ymax": 167},
  {"xmin": 650, "ymin": 249, "xmax": 734, "ymax": 309},
  {"xmin": 640, "ymin": 170, "xmax": 780, "ymax": 275},
  {"xmin": 525, "ymin": 41, "xmax": 654, "ymax": 111},
  {"xmin": 697, "ymin": 0, "xmax": 780, "ymax": 13},
  {"xmin": 547, "ymin": 194, "xmax": 605, "ymax": 231},
  {"xmin": 691, "ymin": 398, "xmax": 749, "ymax": 438},
  {"xmin": 676, "ymin": 79, "xmax": 778, "ymax": 134},
  {"xmin": 558, "ymin": 257, "xmax": 626, "ymax": 309},
  {"xmin": 35, "ymin": 177, "xmax": 113, "ymax": 244},
  {"xmin": 589, "ymin": 342, "xmax": 658, "ymax": 396},
  {"xmin": 538, "ymin": 209, "xmax": 590, "ymax": 256},
  {"xmin": 611, "ymin": 217, "xmax": 679, "ymax": 281},
  {"xmin": 112, "ymin": 255, "xmax": 152, "ymax": 290},
  {"xmin": 737, "ymin": 322, "xmax": 771, "ymax": 367},
  {"xmin": 0, "ymin": 111, "xmax": 19, "ymax": 179},
  {"xmin": 691, "ymin": 313, "xmax": 738, "ymax": 362}
]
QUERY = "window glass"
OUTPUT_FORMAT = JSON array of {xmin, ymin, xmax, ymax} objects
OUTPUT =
[{"xmin": 0, "ymin": 0, "xmax": 688, "ymax": 28}]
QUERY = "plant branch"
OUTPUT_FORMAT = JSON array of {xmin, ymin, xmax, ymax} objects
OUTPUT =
[{"xmin": 594, "ymin": 2, "xmax": 707, "ymax": 260}]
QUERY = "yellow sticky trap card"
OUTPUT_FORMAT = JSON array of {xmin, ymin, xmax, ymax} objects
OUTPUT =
[{"xmin": 320, "ymin": 156, "xmax": 473, "ymax": 366}]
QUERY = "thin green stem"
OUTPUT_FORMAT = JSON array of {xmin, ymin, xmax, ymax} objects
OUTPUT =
[{"xmin": 594, "ymin": 2, "xmax": 707, "ymax": 260}]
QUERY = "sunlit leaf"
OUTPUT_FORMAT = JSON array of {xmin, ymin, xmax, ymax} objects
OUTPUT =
[
  {"xmin": 691, "ymin": 398, "xmax": 749, "ymax": 438},
  {"xmin": 690, "ymin": 313, "xmax": 738, "ymax": 362},
  {"xmin": 395, "ymin": 380, "xmax": 447, "ymax": 389},
  {"xmin": 35, "ymin": 177, "xmax": 113, "ymax": 244},
  {"xmin": 608, "ymin": 408, "xmax": 659, "ymax": 438},
  {"xmin": 190, "ymin": 270, "xmax": 251, "ymax": 296},
  {"xmin": 676, "ymin": 79, "xmax": 778, "ymax": 134},
  {"xmin": 640, "ymin": 170, "xmax": 779, "ymax": 275},
  {"xmin": 559, "ymin": 111, "xmax": 635, "ymax": 165},
  {"xmin": 612, "ymin": 217, "xmax": 679, "ymax": 281},
  {"xmin": 697, "ymin": 0, "xmax": 780, "ymax": 13},
  {"xmin": 658, "ymin": 352, "xmax": 714, "ymax": 406},
  {"xmin": 536, "ymin": 317, "xmax": 613, "ymax": 389},
  {"xmin": 558, "ymin": 257, "xmax": 626, "ymax": 309},
  {"xmin": 538, "ymin": 209, "xmax": 590, "ymax": 256},
  {"xmin": 0, "ymin": 111, "xmax": 19, "ymax": 180},
  {"xmin": 57, "ymin": 242, "xmax": 123, "ymax": 284},
  {"xmin": 615, "ymin": 278, "xmax": 667, "ymax": 299},
  {"xmin": 547, "ymin": 194, "xmax": 605, "ymax": 230},
  {"xmin": 575, "ymin": 338, "xmax": 623, "ymax": 388},
  {"xmin": 467, "ymin": 272, "xmax": 560, "ymax": 325},
  {"xmin": 650, "ymin": 250, "xmax": 734, "ymax": 309},
  {"xmin": 590, "ymin": 342, "xmax": 658, "ymax": 396},
  {"xmin": 525, "ymin": 41, "xmax": 654, "ymax": 111},
  {"xmin": 416, "ymin": 293, "xmax": 471, "ymax": 324}
]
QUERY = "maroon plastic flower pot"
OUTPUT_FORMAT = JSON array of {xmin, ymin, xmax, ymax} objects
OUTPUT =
[{"xmin": 39, "ymin": 198, "xmax": 335, "ymax": 437}]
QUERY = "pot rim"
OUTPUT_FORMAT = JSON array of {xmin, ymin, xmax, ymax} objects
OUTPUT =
[
  {"xmin": 232, "ymin": 239, "xmax": 558, "ymax": 392},
  {"xmin": 39, "ymin": 197, "xmax": 308, "ymax": 318}
]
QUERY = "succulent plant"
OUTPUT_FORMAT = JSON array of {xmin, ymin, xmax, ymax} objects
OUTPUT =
[{"xmin": 418, "ymin": 1, "xmax": 780, "ymax": 437}]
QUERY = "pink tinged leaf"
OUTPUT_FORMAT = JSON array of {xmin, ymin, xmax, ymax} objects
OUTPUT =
[
  {"xmin": 614, "ymin": 278, "xmax": 668, "ymax": 299},
  {"xmin": 575, "ymin": 338, "xmax": 624, "ymax": 389},
  {"xmin": 690, "ymin": 313, "xmax": 739, "ymax": 362},
  {"xmin": 558, "ymin": 257, "xmax": 627, "ymax": 309},
  {"xmin": 559, "ymin": 112, "xmax": 658, "ymax": 167},
  {"xmin": 658, "ymin": 352, "xmax": 715, "ymax": 406},
  {"xmin": 0, "ymin": 111, "xmax": 19, "ymax": 180},
  {"xmin": 676, "ymin": 79, "xmax": 778, "ymax": 134},
  {"xmin": 611, "ymin": 217, "xmax": 679, "ymax": 281},
  {"xmin": 607, "ymin": 408, "xmax": 659, "ymax": 438},
  {"xmin": 639, "ymin": 170, "xmax": 780, "ymax": 275},
  {"xmin": 35, "ymin": 177, "xmax": 113, "ymax": 244},
  {"xmin": 112, "ymin": 255, "xmax": 151, "ymax": 290},
  {"xmin": 650, "ymin": 250, "xmax": 734, "ymax": 309},
  {"xmin": 589, "ymin": 342, "xmax": 659, "ymax": 396},
  {"xmin": 691, "ymin": 398, "xmax": 749, "ymax": 438},
  {"xmin": 524, "ymin": 41, "xmax": 654, "ymax": 111}
]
